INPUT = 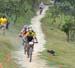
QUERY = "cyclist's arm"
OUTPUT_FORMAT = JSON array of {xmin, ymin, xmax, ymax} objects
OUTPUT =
[
  {"xmin": 34, "ymin": 37, "xmax": 38, "ymax": 43},
  {"xmin": 33, "ymin": 33, "xmax": 38, "ymax": 43}
]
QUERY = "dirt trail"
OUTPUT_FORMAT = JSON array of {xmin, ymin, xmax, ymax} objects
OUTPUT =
[{"xmin": 12, "ymin": 6, "xmax": 55, "ymax": 68}]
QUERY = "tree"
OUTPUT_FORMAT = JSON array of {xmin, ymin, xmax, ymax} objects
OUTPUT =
[{"xmin": 62, "ymin": 19, "xmax": 75, "ymax": 41}]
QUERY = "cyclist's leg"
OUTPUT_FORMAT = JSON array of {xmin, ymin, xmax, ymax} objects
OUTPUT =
[
  {"xmin": 24, "ymin": 41, "xmax": 27, "ymax": 54},
  {"xmin": 24, "ymin": 37, "xmax": 28, "ymax": 54},
  {"xmin": 39, "ymin": 7, "xmax": 42, "ymax": 14},
  {"xmin": 22, "ymin": 39, "xmax": 24, "ymax": 45},
  {"xmin": 2, "ymin": 24, "xmax": 6, "ymax": 35},
  {"xmin": 40, "ymin": 7, "xmax": 43, "ymax": 15},
  {"xmin": 40, "ymin": 9, "xmax": 43, "ymax": 14},
  {"xmin": 32, "ymin": 44, "xmax": 34, "ymax": 51},
  {"xmin": 22, "ymin": 36, "xmax": 25, "ymax": 46},
  {"xmin": 32, "ymin": 39, "xmax": 35, "ymax": 51},
  {"xmin": 26, "ymin": 43, "xmax": 30, "ymax": 58}
]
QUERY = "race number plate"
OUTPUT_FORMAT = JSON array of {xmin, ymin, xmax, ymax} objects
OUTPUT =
[{"xmin": 29, "ymin": 42, "xmax": 33, "ymax": 45}]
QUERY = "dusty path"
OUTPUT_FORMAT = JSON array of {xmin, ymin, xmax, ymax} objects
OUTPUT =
[{"xmin": 12, "ymin": 6, "xmax": 55, "ymax": 68}]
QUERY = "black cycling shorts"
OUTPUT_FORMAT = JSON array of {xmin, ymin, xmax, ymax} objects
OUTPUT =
[{"xmin": 26, "ymin": 36, "xmax": 33, "ymax": 42}]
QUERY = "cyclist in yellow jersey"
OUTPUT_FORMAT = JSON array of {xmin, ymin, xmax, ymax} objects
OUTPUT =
[
  {"xmin": 0, "ymin": 16, "xmax": 7, "ymax": 35},
  {"xmin": 25, "ymin": 29, "xmax": 38, "ymax": 43},
  {"xmin": 25, "ymin": 28, "xmax": 38, "ymax": 54},
  {"xmin": 25, "ymin": 30, "xmax": 35, "ymax": 37},
  {"xmin": 0, "ymin": 18, "xmax": 1, "ymax": 25},
  {"xmin": 0, "ymin": 18, "xmax": 7, "ymax": 25}
]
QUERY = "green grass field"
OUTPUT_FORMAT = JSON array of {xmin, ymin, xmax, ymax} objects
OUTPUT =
[
  {"xmin": 41, "ymin": 9, "xmax": 75, "ymax": 68},
  {"xmin": 0, "ymin": 36, "xmax": 19, "ymax": 68}
]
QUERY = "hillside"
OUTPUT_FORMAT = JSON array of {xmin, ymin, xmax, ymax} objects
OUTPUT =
[{"xmin": 41, "ymin": 0, "xmax": 75, "ymax": 68}]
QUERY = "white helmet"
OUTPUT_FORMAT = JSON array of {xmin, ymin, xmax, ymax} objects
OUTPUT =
[
  {"xmin": 28, "ymin": 25, "xmax": 32, "ymax": 29},
  {"xmin": 23, "ymin": 25, "xmax": 28, "ymax": 28}
]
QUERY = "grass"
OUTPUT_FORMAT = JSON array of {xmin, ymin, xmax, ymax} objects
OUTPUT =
[
  {"xmin": 0, "ymin": 3, "xmax": 35, "ymax": 68},
  {"xmin": 0, "ymin": 16, "xmax": 29, "ymax": 68},
  {"xmin": 0, "ymin": 36, "xmax": 19, "ymax": 68},
  {"xmin": 41, "ymin": 9, "xmax": 75, "ymax": 68}
]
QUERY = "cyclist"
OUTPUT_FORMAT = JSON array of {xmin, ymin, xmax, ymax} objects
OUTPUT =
[
  {"xmin": 0, "ymin": 16, "xmax": 7, "ymax": 35},
  {"xmin": 39, "ymin": 2, "xmax": 44, "ymax": 14},
  {"xmin": 0, "ymin": 18, "xmax": 1, "ymax": 26},
  {"xmin": 20, "ymin": 25, "xmax": 28, "ymax": 35},
  {"xmin": 19, "ymin": 25, "xmax": 28, "ymax": 45},
  {"xmin": 26, "ymin": 28, "xmax": 38, "ymax": 46},
  {"xmin": 25, "ymin": 28, "xmax": 38, "ymax": 57},
  {"xmin": 19, "ymin": 25, "xmax": 30, "ymax": 54}
]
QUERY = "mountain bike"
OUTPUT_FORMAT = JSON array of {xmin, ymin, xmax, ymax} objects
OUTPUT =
[
  {"xmin": 26, "ymin": 41, "xmax": 38, "ymax": 62},
  {"xmin": 26, "ymin": 41, "xmax": 34, "ymax": 62}
]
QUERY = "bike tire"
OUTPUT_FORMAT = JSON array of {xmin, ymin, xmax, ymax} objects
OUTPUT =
[{"xmin": 29, "ymin": 47, "xmax": 33, "ymax": 62}]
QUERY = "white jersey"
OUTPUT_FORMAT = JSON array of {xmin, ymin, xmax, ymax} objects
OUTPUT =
[{"xmin": 39, "ymin": 2, "xmax": 44, "ymax": 9}]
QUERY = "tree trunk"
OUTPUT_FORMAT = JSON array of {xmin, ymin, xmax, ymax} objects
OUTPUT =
[{"xmin": 66, "ymin": 31, "xmax": 70, "ymax": 41}]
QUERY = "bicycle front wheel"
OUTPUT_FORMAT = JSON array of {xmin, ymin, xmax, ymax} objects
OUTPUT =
[{"xmin": 29, "ymin": 47, "xmax": 33, "ymax": 62}]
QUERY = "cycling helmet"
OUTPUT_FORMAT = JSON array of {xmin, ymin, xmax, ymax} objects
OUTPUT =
[
  {"xmin": 28, "ymin": 25, "xmax": 33, "ymax": 30},
  {"xmin": 23, "ymin": 25, "xmax": 28, "ymax": 28}
]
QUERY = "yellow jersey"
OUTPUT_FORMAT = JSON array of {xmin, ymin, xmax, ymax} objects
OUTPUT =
[
  {"xmin": 25, "ymin": 31, "xmax": 36, "ymax": 37},
  {"xmin": 0, "ymin": 18, "xmax": 7, "ymax": 25},
  {"xmin": 0, "ymin": 18, "xmax": 1, "ymax": 24}
]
